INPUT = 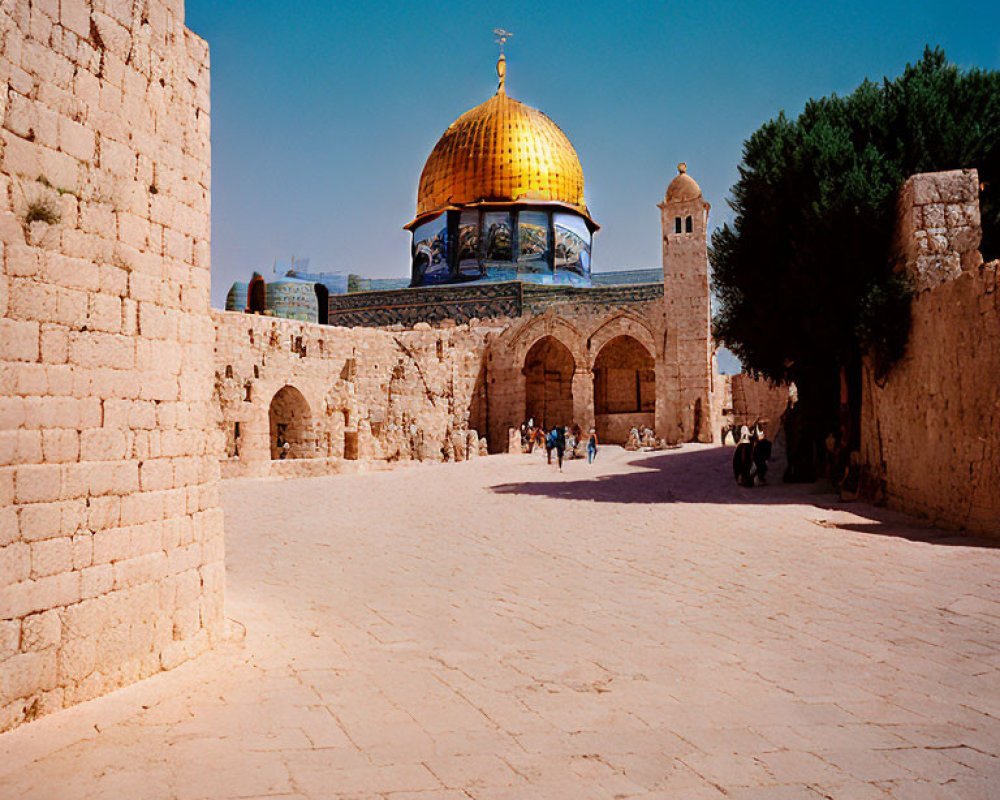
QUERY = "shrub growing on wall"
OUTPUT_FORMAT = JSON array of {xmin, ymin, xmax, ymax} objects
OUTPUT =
[{"xmin": 710, "ymin": 47, "xmax": 1000, "ymax": 474}]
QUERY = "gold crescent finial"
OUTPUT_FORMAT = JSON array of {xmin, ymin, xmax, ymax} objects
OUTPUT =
[
  {"xmin": 493, "ymin": 28, "xmax": 513, "ymax": 94},
  {"xmin": 678, "ymin": 162, "xmax": 687, "ymax": 174},
  {"xmin": 497, "ymin": 53, "xmax": 507, "ymax": 93}
]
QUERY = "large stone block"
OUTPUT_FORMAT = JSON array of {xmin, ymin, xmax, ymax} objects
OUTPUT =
[
  {"xmin": 0, "ymin": 318, "xmax": 41, "ymax": 362},
  {"xmin": 30, "ymin": 536, "xmax": 74, "ymax": 578},
  {"xmin": 16, "ymin": 501, "xmax": 61, "ymax": 543},
  {"xmin": 1, "ymin": 650, "xmax": 57, "ymax": 703},
  {"xmin": 20, "ymin": 609, "xmax": 62, "ymax": 651},
  {"xmin": 56, "ymin": 634, "xmax": 97, "ymax": 683},
  {"xmin": 0, "ymin": 571, "xmax": 80, "ymax": 619},
  {"xmin": 15, "ymin": 465, "xmax": 62, "ymax": 504},
  {"xmin": 1, "ymin": 542, "xmax": 32, "ymax": 587},
  {"xmin": 58, "ymin": 116, "xmax": 96, "ymax": 162},
  {"xmin": 79, "ymin": 563, "xmax": 113, "ymax": 599}
]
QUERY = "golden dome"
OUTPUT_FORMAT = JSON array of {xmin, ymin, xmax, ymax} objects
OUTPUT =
[
  {"xmin": 408, "ymin": 57, "xmax": 594, "ymax": 229},
  {"xmin": 665, "ymin": 162, "xmax": 702, "ymax": 203}
]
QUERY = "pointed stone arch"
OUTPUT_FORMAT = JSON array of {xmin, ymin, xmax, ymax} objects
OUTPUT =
[
  {"xmin": 592, "ymin": 334, "xmax": 657, "ymax": 444},
  {"xmin": 508, "ymin": 313, "xmax": 587, "ymax": 367},
  {"xmin": 523, "ymin": 336, "xmax": 576, "ymax": 431},
  {"xmin": 586, "ymin": 311, "xmax": 657, "ymax": 368}
]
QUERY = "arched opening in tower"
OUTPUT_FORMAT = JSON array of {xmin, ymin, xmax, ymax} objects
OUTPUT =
[
  {"xmin": 268, "ymin": 385, "xmax": 314, "ymax": 460},
  {"xmin": 593, "ymin": 335, "xmax": 655, "ymax": 444},
  {"xmin": 523, "ymin": 336, "xmax": 575, "ymax": 432}
]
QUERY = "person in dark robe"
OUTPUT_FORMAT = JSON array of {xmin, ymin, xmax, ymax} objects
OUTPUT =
[
  {"xmin": 753, "ymin": 424, "xmax": 772, "ymax": 485},
  {"xmin": 554, "ymin": 426, "xmax": 567, "ymax": 472},
  {"xmin": 733, "ymin": 426, "xmax": 754, "ymax": 486}
]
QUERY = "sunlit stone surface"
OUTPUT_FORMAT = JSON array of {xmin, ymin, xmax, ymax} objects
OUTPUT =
[{"xmin": 2, "ymin": 446, "xmax": 998, "ymax": 798}]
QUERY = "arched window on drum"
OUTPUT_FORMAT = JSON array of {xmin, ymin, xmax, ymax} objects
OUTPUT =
[
  {"xmin": 554, "ymin": 212, "xmax": 592, "ymax": 285},
  {"xmin": 411, "ymin": 214, "xmax": 450, "ymax": 286},
  {"xmin": 456, "ymin": 210, "xmax": 484, "ymax": 279},
  {"xmin": 482, "ymin": 211, "xmax": 514, "ymax": 281}
]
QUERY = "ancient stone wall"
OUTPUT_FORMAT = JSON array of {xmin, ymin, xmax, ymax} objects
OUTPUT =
[
  {"xmin": 212, "ymin": 311, "xmax": 496, "ymax": 478},
  {"xmin": 892, "ymin": 168, "xmax": 983, "ymax": 290},
  {"xmin": 0, "ymin": 0, "xmax": 223, "ymax": 731},
  {"xmin": 215, "ymin": 292, "xmax": 686, "ymax": 471},
  {"xmin": 861, "ymin": 170, "xmax": 999, "ymax": 535}
]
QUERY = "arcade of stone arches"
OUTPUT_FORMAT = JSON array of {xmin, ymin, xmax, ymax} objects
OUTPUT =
[
  {"xmin": 254, "ymin": 320, "xmax": 666, "ymax": 465},
  {"xmin": 523, "ymin": 333, "xmax": 655, "ymax": 440}
]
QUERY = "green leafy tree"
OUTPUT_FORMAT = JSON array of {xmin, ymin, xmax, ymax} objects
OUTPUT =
[{"xmin": 711, "ymin": 48, "xmax": 1000, "ymax": 478}]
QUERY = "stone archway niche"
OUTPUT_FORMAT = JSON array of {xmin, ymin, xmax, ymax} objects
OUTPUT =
[
  {"xmin": 593, "ymin": 335, "xmax": 655, "ymax": 444},
  {"xmin": 523, "ymin": 336, "xmax": 575, "ymax": 431},
  {"xmin": 268, "ymin": 385, "xmax": 316, "ymax": 459}
]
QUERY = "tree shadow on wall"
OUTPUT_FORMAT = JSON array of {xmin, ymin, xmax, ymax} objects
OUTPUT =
[{"xmin": 489, "ymin": 446, "xmax": 999, "ymax": 548}]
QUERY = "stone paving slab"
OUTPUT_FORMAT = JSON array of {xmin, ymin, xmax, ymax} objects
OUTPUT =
[{"xmin": 1, "ymin": 444, "xmax": 998, "ymax": 799}]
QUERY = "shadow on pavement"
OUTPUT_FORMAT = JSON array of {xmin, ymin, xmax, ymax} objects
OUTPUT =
[
  {"xmin": 490, "ymin": 446, "xmax": 999, "ymax": 548},
  {"xmin": 819, "ymin": 521, "xmax": 1000, "ymax": 548}
]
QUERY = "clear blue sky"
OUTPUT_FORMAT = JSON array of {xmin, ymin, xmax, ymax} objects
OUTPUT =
[{"xmin": 187, "ymin": 0, "xmax": 999, "ymax": 311}]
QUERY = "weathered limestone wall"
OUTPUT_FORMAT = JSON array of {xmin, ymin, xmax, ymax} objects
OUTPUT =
[
  {"xmin": 213, "ymin": 311, "xmax": 496, "ymax": 478},
  {"xmin": 0, "ymin": 0, "xmax": 223, "ymax": 731},
  {"xmin": 709, "ymin": 372, "xmax": 789, "ymax": 442},
  {"xmin": 861, "ymin": 169, "xmax": 999, "ymax": 535},
  {"xmin": 215, "ymin": 295, "xmax": 686, "ymax": 470}
]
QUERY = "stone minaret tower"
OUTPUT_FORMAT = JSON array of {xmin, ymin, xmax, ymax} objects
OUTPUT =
[{"xmin": 658, "ymin": 163, "xmax": 714, "ymax": 441}]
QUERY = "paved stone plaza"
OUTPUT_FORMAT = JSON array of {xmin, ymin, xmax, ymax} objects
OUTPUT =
[{"xmin": 1, "ymin": 445, "xmax": 998, "ymax": 799}]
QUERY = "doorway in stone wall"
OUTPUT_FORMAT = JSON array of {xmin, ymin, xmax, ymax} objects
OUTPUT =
[
  {"xmin": 593, "ymin": 335, "xmax": 655, "ymax": 444},
  {"xmin": 524, "ymin": 336, "xmax": 575, "ymax": 431},
  {"xmin": 268, "ymin": 385, "xmax": 314, "ymax": 459}
]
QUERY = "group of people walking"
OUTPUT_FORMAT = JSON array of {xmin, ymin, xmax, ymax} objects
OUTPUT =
[
  {"xmin": 731, "ymin": 422, "xmax": 771, "ymax": 487},
  {"xmin": 520, "ymin": 420, "xmax": 600, "ymax": 471}
]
